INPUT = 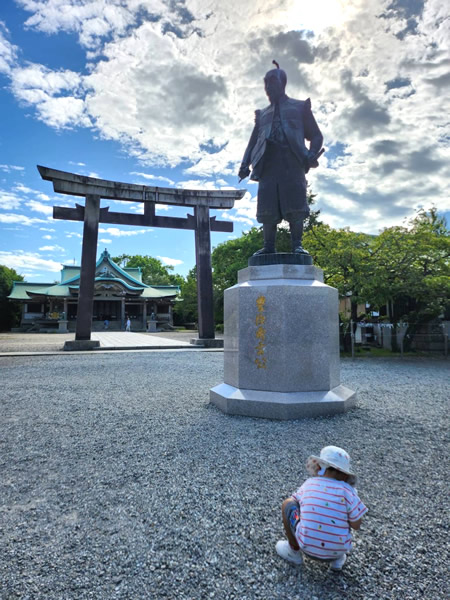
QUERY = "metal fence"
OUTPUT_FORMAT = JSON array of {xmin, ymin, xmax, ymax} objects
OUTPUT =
[{"xmin": 340, "ymin": 321, "xmax": 449, "ymax": 358}]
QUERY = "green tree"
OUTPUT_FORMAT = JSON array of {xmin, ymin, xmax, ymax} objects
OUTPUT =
[
  {"xmin": 365, "ymin": 208, "xmax": 449, "ymax": 349},
  {"xmin": 173, "ymin": 267, "xmax": 198, "ymax": 325},
  {"xmin": 303, "ymin": 225, "xmax": 373, "ymax": 320},
  {"xmin": 211, "ymin": 226, "xmax": 292, "ymax": 323},
  {"xmin": 0, "ymin": 265, "xmax": 24, "ymax": 331},
  {"xmin": 304, "ymin": 209, "xmax": 449, "ymax": 351},
  {"xmin": 302, "ymin": 225, "xmax": 374, "ymax": 350},
  {"xmin": 112, "ymin": 254, "xmax": 184, "ymax": 286}
]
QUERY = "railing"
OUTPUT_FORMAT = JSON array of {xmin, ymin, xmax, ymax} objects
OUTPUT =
[{"xmin": 340, "ymin": 321, "xmax": 449, "ymax": 358}]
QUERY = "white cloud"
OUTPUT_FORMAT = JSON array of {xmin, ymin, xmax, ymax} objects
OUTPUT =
[
  {"xmin": 13, "ymin": 183, "xmax": 51, "ymax": 202},
  {"xmin": 98, "ymin": 227, "xmax": 150, "ymax": 237},
  {"xmin": 17, "ymin": 0, "xmax": 142, "ymax": 48},
  {"xmin": 65, "ymin": 231, "xmax": 83, "ymax": 238},
  {"xmin": 40, "ymin": 227, "xmax": 56, "ymax": 232},
  {"xmin": 39, "ymin": 245, "xmax": 65, "ymax": 252},
  {"xmin": 13, "ymin": 183, "xmax": 35, "ymax": 194},
  {"xmin": 220, "ymin": 212, "xmax": 255, "ymax": 227},
  {"xmin": 3, "ymin": 0, "xmax": 449, "ymax": 234},
  {"xmin": 10, "ymin": 62, "xmax": 91, "ymax": 129},
  {"xmin": 157, "ymin": 256, "xmax": 183, "ymax": 267},
  {"xmin": 0, "ymin": 164, "xmax": 24, "ymax": 172},
  {"xmin": 0, "ymin": 22, "xmax": 18, "ymax": 74},
  {"xmin": 223, "ymin": 191, "xmax": 257, "ymax": 225},
  {"xmin": 26, "ymin": 200, "xmax": 53, "ymax": 215},
  {"xmin": 37, "ymin": 193, "xmax": 51, "ymax": 201},
  {"xmin": 42, "ymin": 234, "xmax": 53, "ymax": 240},
  {"xmin": 99, "ymin": 238, "xmax": 112, "ymax": 243},
  {"xmin": 0, "ymin": 191, "xmax": 22, "ymax": 210},
  {"xmin": 178, "ymin": 180, "xmax": 229, "ymax": 191},
  {"xmin": 130, "ymin": 171, "xmax": 175, "ymax": 185},
  {"xmin": 128, "ymin": 203, "xmax": 144, "ymax": 214},
  {"xmin": 0, "ymin": 250, "xmax": 62, "ymax": 272},
  {"xmin": 0, "ymin": 213, "xmax": 49, "ymax": 225}
]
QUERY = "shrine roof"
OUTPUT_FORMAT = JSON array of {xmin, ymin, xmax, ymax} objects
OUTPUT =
[
  {"xmin": 8, "ymin": 248, "xmax": 180, "ymax": 301},
  {"xmin": 68, "ymin": 278, "xmax": 145, "ymax": 292},
  {"xmin": 60, "ymin": 266, "xmax": 81, "ymax": 282},
  {"xmin": 26, "ymin": 285, "xmax": 71, "ymax": 298},
  {"xmin": 8, "ymin": 282, "xmax": 55, "ymax": 300},
  {"xmin": 141, "ymin": 287, "xmax": 178, "ymax": 299},
  {"xmin": 8, "ymin": 249, "xmax": 179, "ymax": 300}
]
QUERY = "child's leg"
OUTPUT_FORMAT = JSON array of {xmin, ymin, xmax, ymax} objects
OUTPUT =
[{"xmin": 281, "ymin": 497, "xmax": 300, "ymax": 551}]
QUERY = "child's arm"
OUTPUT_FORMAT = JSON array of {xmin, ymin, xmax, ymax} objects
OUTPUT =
[{"xmin": 349, "ymin": 518, "xmax": 362, "ymax": 531}]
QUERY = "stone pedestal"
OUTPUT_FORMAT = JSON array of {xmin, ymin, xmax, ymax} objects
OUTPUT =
[
  {"xmin": 210, "ymin": 263, "xmax": 356, "ymax": 419},
  {"xmin": 147, "ymin": 321, "xmax": 157, "ymax": 332},
  {"xmin": 58, "ymin": 320, "xmax": 68, "ymax": 333}
]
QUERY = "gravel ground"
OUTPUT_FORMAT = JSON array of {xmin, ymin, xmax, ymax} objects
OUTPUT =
[
  {"xmin": 0, "ymin": 333, "xmax": 74, "ymax": 353},
  {"xmin": 0, "ymin": 353, "xmax": 448, "ymax": 600}
]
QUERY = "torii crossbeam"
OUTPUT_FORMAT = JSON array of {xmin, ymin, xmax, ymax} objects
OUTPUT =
[{"xmin": 38, "ymin": 166, "xmax": 245, "ymax": 345}]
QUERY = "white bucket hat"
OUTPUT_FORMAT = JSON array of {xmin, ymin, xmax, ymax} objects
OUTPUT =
[{"xmin": 306, "ymin": 445, "xmax": 354, "ymax": 476}]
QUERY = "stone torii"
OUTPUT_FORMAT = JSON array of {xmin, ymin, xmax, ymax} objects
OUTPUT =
[{"xmin": 37, "ymin": 166, "xmax": 245, "ymax": 349}]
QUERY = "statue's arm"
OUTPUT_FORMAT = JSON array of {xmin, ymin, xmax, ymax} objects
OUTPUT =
[
  {"xmin": 238, "ymin": 110, "xmax": 261, "ymax": 180},
  {"xmin": 303, "ymin": 98, "xmax": 323, "ymax": 167}
]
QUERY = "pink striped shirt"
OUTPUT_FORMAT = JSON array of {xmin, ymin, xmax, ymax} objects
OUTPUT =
[{"xmin": 292, "ymin": 477, "xmax": 368, "ymax": 560}]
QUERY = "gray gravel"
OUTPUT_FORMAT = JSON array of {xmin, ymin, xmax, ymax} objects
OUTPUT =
[{"xmin": 0, "ymin": 353, "xmax": 448, "ymax": 599}]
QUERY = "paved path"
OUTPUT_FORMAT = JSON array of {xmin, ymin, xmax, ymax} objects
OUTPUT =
[{"xmin": 91, "ymin": 331, "xmax": 192, "ymax": 348}]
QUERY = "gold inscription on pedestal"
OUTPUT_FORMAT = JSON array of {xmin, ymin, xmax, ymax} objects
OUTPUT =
[{"xmin": 255, "ymin": 295, "xmax": 267, "ymax": 369}]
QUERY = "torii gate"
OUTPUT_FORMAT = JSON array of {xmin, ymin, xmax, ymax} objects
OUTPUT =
[{"xmin": 37, "ymin": 166, "xmax": 245, "ymax": 348}]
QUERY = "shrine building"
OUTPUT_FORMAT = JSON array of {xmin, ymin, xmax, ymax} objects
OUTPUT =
[{"xmin": 8, "ymin": 249, "xmax": 180, "ymax": 331}]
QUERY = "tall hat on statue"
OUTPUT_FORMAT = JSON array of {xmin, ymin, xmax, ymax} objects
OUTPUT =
[
  {"xmin": 264, "ymin": 60, "xmax": 287, "ymax": 87},
  {"xmin": 264, "ymin": 60, "xmax": 287, "ymax": 103}
]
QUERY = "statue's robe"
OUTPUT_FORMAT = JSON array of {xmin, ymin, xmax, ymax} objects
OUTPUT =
[{"xmin": 241, "ymin": 95, "xmax": 323, "ymax": 224}]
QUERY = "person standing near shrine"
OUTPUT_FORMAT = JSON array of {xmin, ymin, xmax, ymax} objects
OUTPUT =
[{"xmin": 126, "ymin": 317, "xmax": 131, "ymax": 332}]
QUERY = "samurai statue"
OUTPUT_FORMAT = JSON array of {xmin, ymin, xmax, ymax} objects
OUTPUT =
[{"xmin": 238, "ymin": 61, "xmax": 324, "ymax": 255}]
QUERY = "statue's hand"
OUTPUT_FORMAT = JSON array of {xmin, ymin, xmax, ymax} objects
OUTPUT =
[
  {"xmin": 238, "ymin": 164, "xmax": 250, "ymax": 181},
  {"xmin": 306, "ymin": 148, "xmax": 325, "ymax": 170}
]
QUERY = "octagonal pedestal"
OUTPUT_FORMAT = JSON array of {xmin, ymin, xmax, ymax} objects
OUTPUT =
[{"xmin": 210, "ymin": 263, "xmax": 356, "ymax": 419}]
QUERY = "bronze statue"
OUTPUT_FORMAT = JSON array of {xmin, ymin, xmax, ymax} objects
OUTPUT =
[{"xmin": 238, "ymin": 61, "xmax": 324, "ymax": 255}]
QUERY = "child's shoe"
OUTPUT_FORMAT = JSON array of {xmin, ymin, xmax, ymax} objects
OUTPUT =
[
  {"xmin": 330, "ymin": 554, "xmax": 347, "ymax": 570},
  {"xmin": 275, "ymin": 540, "xmax": 303, "ymax": 565}
]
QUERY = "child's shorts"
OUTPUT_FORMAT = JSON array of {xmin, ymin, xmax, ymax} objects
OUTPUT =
[
  {"xmin": 283, "ymin": 498, "xmax": 301, "ymax": 538},
  {"xmin": 283, "ymin": 498, "xmax": 340, "ymax": 563}
]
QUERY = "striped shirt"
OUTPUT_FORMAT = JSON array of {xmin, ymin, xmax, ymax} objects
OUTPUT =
[{"xmin": 292, "ymin": 477, "xmax": 368, "ymax": 560}]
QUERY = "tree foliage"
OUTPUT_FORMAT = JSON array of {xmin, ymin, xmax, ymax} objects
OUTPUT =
[
  {"xmin": 365, "ymin": 209, "xmax": 449, "ymax": 349},
  {"xmin": 303, "ymin": 225, "xmax": 373, "ymax": 320},
  {"xmin": 173, "ymin": 267, "xmax": 198, "ymax": 325},
  {"xmin": 211, "ymin": 226, "xmax": 292, "ymax": 322},
  {"xmin": 366, "ymin": 208, "xmax": 449, "ymax": 319},
  {"xmin": 303, "ymin": 208, "xmax": 449, "ymax": 350},
  {"xmin": 112, "ymin": 254, "xmax": 184, "ymax": 286},
  {"xmin": 209, "ymin": 208, "xmax": 449, "ymax": 339},
  {"xmin": 0, "ymin": 265, "xmax": 24, "ymax": 331}
]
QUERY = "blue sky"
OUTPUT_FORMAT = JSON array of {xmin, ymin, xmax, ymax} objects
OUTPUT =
[{"xmin": 0, "ymin": 0, "xmax": 448, "ymax": 282}]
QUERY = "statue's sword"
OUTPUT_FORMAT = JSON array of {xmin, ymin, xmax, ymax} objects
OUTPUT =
[{"xmin": 304, "ymin": 147, "xmax": 325, "ymax": 172}]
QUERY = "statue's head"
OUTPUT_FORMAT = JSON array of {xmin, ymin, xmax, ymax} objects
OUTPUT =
[{"xmin": 264, "ymin": 60, "xmax": 287, "ymax": 103}]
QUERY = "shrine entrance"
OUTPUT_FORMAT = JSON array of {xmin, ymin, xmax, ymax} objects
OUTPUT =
[{"xmin": 38, "ymin": 165, "xmax": 245, "ymax": 349}]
